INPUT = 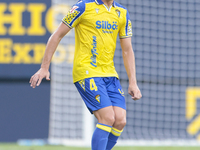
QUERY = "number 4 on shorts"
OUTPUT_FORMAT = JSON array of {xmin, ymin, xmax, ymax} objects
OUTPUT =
[{"xmin": 90, "ymin": 78, "xmax": 98, "ymax": 91}]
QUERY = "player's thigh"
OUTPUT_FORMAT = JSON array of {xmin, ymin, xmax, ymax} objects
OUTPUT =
[
  {"xmin": 74, "ymin": 77, "xmax": 112, "ymax": 114},
  {"xmin": 93, "ymin": 106, "xmax": 115, "ymax": 126}
]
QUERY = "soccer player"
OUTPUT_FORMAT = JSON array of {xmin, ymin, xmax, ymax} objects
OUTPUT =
[{"xmin": 30, "ymin": 0, "xmax": 142, "ymax": 149}]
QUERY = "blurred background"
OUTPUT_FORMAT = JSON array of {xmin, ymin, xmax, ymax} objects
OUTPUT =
[
  {"xmin": 0, "ymin": 0, "xmax": 51, "ymax": 142},
  {"xmin": 1, "ymin": 0, "xmax": 200, "ymax": 148}
]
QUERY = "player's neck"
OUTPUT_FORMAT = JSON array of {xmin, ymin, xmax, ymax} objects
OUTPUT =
[{"xmin": 101, "ymin": 0, "xmax": 114, "ymax": 7}]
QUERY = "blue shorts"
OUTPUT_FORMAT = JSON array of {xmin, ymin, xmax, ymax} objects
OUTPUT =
[{"xmin": 74, "ymin": 77, "xmax": 126, "ymax": 114}]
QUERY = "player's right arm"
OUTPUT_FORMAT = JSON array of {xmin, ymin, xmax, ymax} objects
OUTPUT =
[
  {"xmin": 30, "ymin": 0, "xmax": 85, "ymax": 88},
  {"xmin": 29, "ymin": 23, "xmax": 71, "ymax": 88}
]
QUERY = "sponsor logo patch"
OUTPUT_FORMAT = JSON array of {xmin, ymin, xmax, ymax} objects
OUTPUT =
[
  {"xmin": 96, "ymin": 21, "xmax": 118, "ymax": 30},
  {"xmin": 90, "ymin": 36, "xmax": 98, "ymax": 67}
]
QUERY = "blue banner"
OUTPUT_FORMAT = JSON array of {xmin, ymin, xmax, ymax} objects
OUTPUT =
[{"xmin": 0, "ymin": 0, "xmax": 52, "ymax": 78}]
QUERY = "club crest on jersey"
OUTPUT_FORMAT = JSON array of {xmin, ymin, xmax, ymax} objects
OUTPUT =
[
  {"xmin": 70, "ymin": 6, "xmax": 79, "ymax": 13},
  {"xmin": 115, "ymin": 9, "xmax": 121, "ymax": 18},
  {"xmin": 95, "ymin": 95, "xmax": 101, "ymax": 103}
]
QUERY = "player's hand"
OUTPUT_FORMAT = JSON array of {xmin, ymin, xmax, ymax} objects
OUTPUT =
[
  {"xmin": 128, "ymin": 84, "xmax": 142, "ymax": 100},
  {"xmin": 29, "ymin": 68, "xmax": 50, "ymax": 88}
]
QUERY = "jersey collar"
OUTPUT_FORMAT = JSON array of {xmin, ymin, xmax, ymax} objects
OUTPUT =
[{"xmin": 95, "ymin": 0, "xmax": 116, "ymax": 7}]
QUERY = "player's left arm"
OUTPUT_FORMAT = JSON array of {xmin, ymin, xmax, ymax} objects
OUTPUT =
[{"xmin": 120, "ymin": 37, "xmax": 142, "ymax": 100}]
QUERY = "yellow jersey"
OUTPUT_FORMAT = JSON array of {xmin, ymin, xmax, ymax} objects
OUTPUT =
[{"xmin": 62, "ymin": 0, "xmax": 132, "ymax": 83}]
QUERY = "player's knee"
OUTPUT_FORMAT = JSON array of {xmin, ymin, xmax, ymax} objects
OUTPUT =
[
  {"xmin": 94, "ymin": 107, "xmax": 115, "ymax": 126},
  {"xmin": 120, "ymin": 118, "xmax": 126, "ymax": 128},
  {"xmin": 97, "ymin": 114, "xmax": 115, "ymax": 126},
  {"xmin": 114, "ymin": 116, "xmax": 126, "ymax": 129},
  {"xmin": 118, "ymin": 118, "xmax": 126, "ymax": 128},
  {"xmin": 103, "ymin": 114, "xmax": 115, "ymax": 126}
]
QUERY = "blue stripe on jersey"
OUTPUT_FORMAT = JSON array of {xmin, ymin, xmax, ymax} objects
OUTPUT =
[
  {"xmin": 114, "ymin": 1, "xmax": 126, "ymax": 10},
  {"xmin": 95, "ymin": 0, "xmax": 104, "ymax": 5},
  {"xmin": 125, "ymin": 11, "xmax": 130, "ymax": 36},
  {"xmin": 114, "ymin": 2, "xmax": 130, "ymax": 36}
]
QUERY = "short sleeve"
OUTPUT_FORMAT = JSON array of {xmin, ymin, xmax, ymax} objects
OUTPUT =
[
  {"xmin": 119, "ymin": 10, "xmax": 132, "ymax": 39},
  {"xmin": 62, "ymin": 0, "xmax": 85, "ymax": 28}
]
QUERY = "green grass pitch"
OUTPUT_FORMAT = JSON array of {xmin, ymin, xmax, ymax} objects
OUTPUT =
[{"xmin": 0, "ymin": 144, "xmax": 200, "ymax": 150}]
